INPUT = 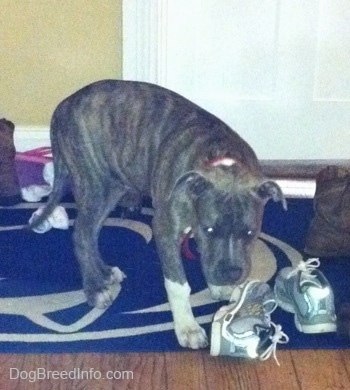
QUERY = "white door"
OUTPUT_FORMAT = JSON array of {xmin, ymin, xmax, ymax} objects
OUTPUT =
[{"xmin": 123, "ymin": 0, "xmax": 350, "ymax": 160}]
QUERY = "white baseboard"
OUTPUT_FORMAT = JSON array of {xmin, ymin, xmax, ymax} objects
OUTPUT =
[
  {"xmin": 275, "ymin": 179, "xmax": 315, "ymax": 199},
  {"xmin": 14, "ymin": 126, "xmax": 50, "ymax": 152}
]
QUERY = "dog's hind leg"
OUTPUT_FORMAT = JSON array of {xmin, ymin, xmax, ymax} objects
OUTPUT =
[{"xmin": 72, "ymin": 178, "xmax": 127, "ymax": 309}]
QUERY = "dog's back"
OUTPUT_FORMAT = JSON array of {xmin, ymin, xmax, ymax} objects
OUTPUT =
[{"xmin": 51, "ymin": 80, "xmax": 261, "ymax": 200}]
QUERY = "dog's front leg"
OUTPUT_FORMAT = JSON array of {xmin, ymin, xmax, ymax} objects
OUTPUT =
[
  {"xmin": 164, "ymin": 278, "xmax": 208, "ymax": 349},
  {"xmin": 153, "ymin": 215, "xmax": 208, "ymax": 349}
]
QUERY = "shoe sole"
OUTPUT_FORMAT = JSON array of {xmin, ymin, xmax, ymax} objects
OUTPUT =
[
  {"xmin": 210, "ymin": 321, "xmax": 222, "ymax": 356},
  {"xmin": 275, "ymin": 291, "xmax": 336, "ymax": 334}
]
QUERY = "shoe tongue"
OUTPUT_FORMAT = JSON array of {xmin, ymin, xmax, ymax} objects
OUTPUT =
[{"xmin": 299, "ymin": 272, "xmax": 323, "ymax": 289}]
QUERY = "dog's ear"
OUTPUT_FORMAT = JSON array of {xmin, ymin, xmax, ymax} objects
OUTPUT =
[
  {"xmin": 169, "ymin": 171, "xmax": 214, "ymax": 201},
  {"xmin": 255, "ymin": 180, "xmax": 287, "ymax": 210}
]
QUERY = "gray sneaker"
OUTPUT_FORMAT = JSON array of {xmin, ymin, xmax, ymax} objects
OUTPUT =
[
  {"xmin": 274, "ymin": 258, "xmax": 337, "ymax": 333},
  {"xmin": 210, "ymin": 280, "xmax": 288, "ymax": 364}
]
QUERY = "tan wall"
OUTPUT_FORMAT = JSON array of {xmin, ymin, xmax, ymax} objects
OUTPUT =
[{"xmin": 1, "ymin": 0, "xmax": 122, "ymax": 126}]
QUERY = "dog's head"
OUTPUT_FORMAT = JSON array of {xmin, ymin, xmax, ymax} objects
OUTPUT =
[{"xmin": 170, "ymin": 169, "xmax": 286, "ymax": 300}]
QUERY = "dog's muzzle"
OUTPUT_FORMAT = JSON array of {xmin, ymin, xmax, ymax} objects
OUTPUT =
[{"xmin": 213, "ymin": 263, "xmax": 244, "ymax": 285}]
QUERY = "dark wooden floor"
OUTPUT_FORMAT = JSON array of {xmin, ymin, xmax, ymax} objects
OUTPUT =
[{"xmin": 1, "ymin": 349, "xmax": 350, "ymax": 389}]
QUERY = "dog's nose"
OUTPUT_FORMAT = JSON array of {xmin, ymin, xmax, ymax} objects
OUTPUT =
[{"xmin": 218, "ymin": 265, "xmax": 243, "ymax": 284}]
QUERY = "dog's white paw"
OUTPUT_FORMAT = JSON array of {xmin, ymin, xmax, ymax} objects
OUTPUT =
[
  {"xmin": 93, "ymin": 282, "xmax": 122, "ymax": 309},
  {"xmin": 108, "ymin": 266, "xmax": 126, "ymax": 284},
  {"xmin": 175, "ymin": 323, "xmax": 208, "ymax": 349},
  {"xmin": 87, "ymin": 267, "xmax": 126, "ymax": 309}
]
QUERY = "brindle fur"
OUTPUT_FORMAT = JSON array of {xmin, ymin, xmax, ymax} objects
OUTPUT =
[{"xmin": 30, "ymin": 80, "xmax": 285, "ymax": 348}]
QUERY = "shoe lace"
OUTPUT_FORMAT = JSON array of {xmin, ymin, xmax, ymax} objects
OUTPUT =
[
  {"xmin": 259, "ymin": 322, "xmax": 289, "ymax": 366},
  {"xmin": 287, "ymin": 258, "xmax": 320, "ymax": 279}
]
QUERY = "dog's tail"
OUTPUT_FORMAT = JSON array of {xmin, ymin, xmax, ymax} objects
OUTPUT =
[{"xmin": 26, "ymin": 154, "xmax": 69, "ymax": 232}]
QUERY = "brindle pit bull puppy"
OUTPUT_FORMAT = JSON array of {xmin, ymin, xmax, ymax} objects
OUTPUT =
[{"xmin": 30, "ymin": 80, "xmax": 286, "ymax": 349}]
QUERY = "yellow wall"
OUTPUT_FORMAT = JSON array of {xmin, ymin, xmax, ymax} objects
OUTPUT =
[{"xmin": 1, "ymin": 0, "xmax": 122, "ymax": 126}]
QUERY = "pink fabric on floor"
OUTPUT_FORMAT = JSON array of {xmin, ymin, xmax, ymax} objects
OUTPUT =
[{"xmin": 15, "ymin": 147, "xmax": 52, "ymax": 188}]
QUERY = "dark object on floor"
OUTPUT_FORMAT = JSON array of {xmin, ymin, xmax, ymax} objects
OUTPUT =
[
  {"xmin": 337, "ymin": 303, "xmax": 350, "ymax": 340},
  {"xmin": 304, "ymin": 166, "xmax": 350, "ymax": 257},
  {"xmin": 0, "ymin": 118, "xmax": 21, "ymax": 206}
]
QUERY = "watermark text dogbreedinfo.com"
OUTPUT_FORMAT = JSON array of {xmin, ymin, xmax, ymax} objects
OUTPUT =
[{"xmin": 10, "ymin": 368, "xmax": 134, "ymax": 383}]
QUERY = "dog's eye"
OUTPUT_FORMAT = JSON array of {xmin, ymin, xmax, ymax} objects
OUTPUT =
[
  {"xmin": 245, "ymin": 229, "xmax": 255, "ymax": 239},
  {"xmin": 205, "ymin": 227, "xmax": 215, "ymax": 235}
]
